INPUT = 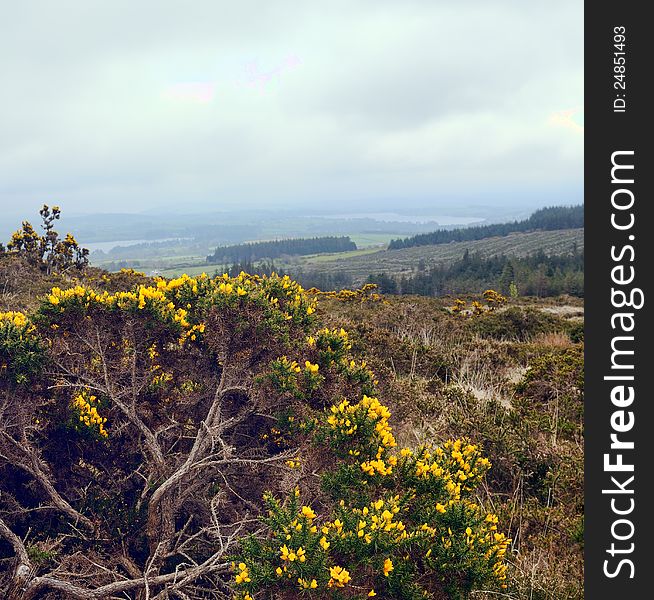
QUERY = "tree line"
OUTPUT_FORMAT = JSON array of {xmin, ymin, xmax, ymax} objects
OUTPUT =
[
  {"xmin": 388, "ymin": 205, "xmax": 584, "ymax": 250},
  {"xmin": 207, "ymin": 235, "xmax": 357, "ymax": 264},
  {"xmin": 366, "ymin": 246, "xmax": 584, "ymax": 298}
]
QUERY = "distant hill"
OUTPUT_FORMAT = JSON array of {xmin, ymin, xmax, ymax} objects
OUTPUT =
[
  {"xmin": 295, "ymin": 228, "xmax": 584, "ymax": 286},
  {"xmin": 207, "ymin": 235, "xmax": 357, "ymax": 264},
  {"xmin": 388, "ymin": 205, "xmax": 583, "ymax": 250}
]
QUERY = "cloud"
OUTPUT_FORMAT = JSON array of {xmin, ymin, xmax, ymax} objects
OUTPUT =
[{"xmin": 0, "ymin": 1, "xmax": 583, "ymax": 217}]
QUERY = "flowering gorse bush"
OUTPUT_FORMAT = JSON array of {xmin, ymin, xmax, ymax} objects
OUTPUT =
[
  {"xmin": 0, "ymin": 268, "xmax": 510, "ymax": 600},
  {"xmin": 483, "ymin": 289, "xmax": 508, "ymax": 309},
  {"xmin": 5, "ymin": 204, "xmax": 89, "ymax": 273},
  {"xmin": 0, "ymin": 311, "xmax": 43, "ymax": 384},
  {"xmin": 309, "ymin": 283, "xmax": 384, "ymax": 304},
  {"xmin": 450, "ymin": 290, "xmax": 507, "ymax": 319},
  {"xmin": 234, "ymin": 396, "xmax": 511, "ymax": 600},
  {"xmin": 71, "ymin": 389, "xmax": 109, "ymax": 439}
]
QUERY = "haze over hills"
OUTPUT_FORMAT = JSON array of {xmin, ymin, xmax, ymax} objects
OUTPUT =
[
  {"xmin": 1, "ymin": 203, "xmax": 584, "ymax": 297},
  {"xmin": 0, "ymin": 198, "xmax": 560, "ymax": 243}
]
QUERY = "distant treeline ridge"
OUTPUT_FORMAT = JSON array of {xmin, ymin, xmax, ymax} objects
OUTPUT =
[
  {"xmin": 388, "ymin": 205, "xmax": 583, "ymax": 250},
  {"xmin": 207, "ymin": 236, "xmax": 357, "ymax": 264},
  {"xmin": 367, "ymin": 246, "xmax": 584, "ymax": 298}
]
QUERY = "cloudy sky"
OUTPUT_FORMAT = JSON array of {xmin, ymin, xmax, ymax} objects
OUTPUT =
[{"xmin": 0, "ymin": 0, "xmax": 583, "ymax": 220}]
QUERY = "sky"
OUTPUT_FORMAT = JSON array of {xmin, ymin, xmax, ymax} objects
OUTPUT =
[{"xmin": 0, "ymin": 0, "xmax": 583, "ymax": 221}]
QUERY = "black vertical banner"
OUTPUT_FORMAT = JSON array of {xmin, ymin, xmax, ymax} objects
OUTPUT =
[{"xmin": 585, "ymin": 2, "xmax": 652, "ymax": 598}]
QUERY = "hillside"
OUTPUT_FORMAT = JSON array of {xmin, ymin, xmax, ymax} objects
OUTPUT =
[
  {"xmin": 389, "ymin": 205, "xmax": 583, "ymax": 249},
  {"xmin": 296, "ymin": 228, "xmax": 584, "ymax": 285},
  {"xmin": 1, "ymin": 210, "xmax": 583, "ymax": 599},
  {"xmin": 1, "ymin": 243, "xmax": 584, "ymax": 600}
]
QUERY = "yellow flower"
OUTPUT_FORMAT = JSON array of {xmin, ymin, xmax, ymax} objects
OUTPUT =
[
  {"xmin": 234, "ymin": 562, "xmax": 251, "ymax": 584},
  {"xmin": 327, "ymin": 565, "xmax": 350, "ymax": 588},
  {"xmin": 298, "ymin": 577, "xmax": 318, "ymax": 589},
  {"xmin": 383, "ymin": 558, "xmax": 394, "ymax": 576},
  {"xmin": 301, "ymin": 505, "xmax": 316, "ymax": 520}
]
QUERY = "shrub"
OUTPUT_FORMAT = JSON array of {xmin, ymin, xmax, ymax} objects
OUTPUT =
[
  {"xmin": 0, "ymin": 311, "xmax": 44, "ymax": 383},
  {"xmin": 470, "ymin": 307, "xmax": 567, "ymax": 341},
  {"xmin": 234, "ymin": 397, "xmax": 511, "ymax": 600},
  {"xmin": 5, "ymin": 205, "xmax": 89, "ymax": 274}
]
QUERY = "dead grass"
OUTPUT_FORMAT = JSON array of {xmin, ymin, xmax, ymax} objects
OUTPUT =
[{"xmin": 529, "ymin": 331, "xmax": 573, "ymax": 348}]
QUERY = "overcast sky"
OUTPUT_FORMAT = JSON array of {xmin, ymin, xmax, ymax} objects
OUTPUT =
[{"xmin": 0, "ymin": 0, "xmax": 583, "ymax": 219}]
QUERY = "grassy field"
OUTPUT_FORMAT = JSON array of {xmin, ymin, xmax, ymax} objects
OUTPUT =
[{"xmin": 346, "ymin": 232, "xmax": 396, "ymax": 247}]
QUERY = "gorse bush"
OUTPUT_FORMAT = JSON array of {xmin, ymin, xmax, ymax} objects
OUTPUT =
[
  {"xmin": 469, "ymin": 306, "xmax": 567, "ymax": 341},
  {"xmin": 0, "ymin": 270, "xmax": 510, "ymax": 600},
  {"xmin": 449, "ymin": 290, "xmax": 507, "ymax": 318},
  {"xmin": 0, "ymin": 311, "xmax": 44, "ymax": 384},
  {"xmin": 4, "ymin": 205, "xmax": 89, "ymax": 274},
  {"xmin": 233, "ymin": 397, "xmax": 510, "ymax": 600}
]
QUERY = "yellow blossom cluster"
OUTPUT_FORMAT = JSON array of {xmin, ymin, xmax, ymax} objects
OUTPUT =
[
  {"xmin": 327, "ymin": 565, "xmax": 351, "ymax": 587},
  {"xmin": 237, "ymin": 471, "xmax": 511, "ymax": 598},
  {"xmin": 72, "ymin": 391, "xmax": 108, "ymax": 438},
  {"xmin": 401, "ymin": 440, "xmax": 491, "ymax": 508},
  {"xmin": 45, "ymin": 285, "xmax": 191, "ymax": 331},
  {"xmin": 0, "ymin": 311, "xmax": 30, "ymax": 329},
  {"xmin": 450, "ymin": 290, "xmax": 506, "ymax": 318},
  {"xmin": 483, "ymin": 289, "xmax": 508, "ymax": 308},
  {"xmin": 43, "ymin": 272, "xmax": 318, "ymax": 347},
  {"xmin": 283, "ymin": 357, "xmax": 302, "ymax": 373},
  {"xmin": 0, "ymin": 311, "xmax": 37, "ymax": 344},
  {"xmin": 297, "ymin": 577, "xmax": 318, "ymax": 589},
  {"xmin": 316, "ymin": 327, "xmax": 350, "ymax": 346},
  {"xmin": 280, "ymin": 544, "xmax": 307, "ymax": 563},
  {"xmin": 323, "ymin": 496, "xmax": 408, "ymax": 547},
  {"xmin": 150, "ymin": 370, "xmax": 173, "ymax": 388},
  {"xmin": 383, "ymin": 557, "xmax": 394, "ymax": 576},
  {"xmin": 234, "ymin": 562, "xmax": 251, "ymax": 585},
  {"xmin": 451, "ymin": 298, "xmax": 467, "ymax": 314},
  {"xmin": 325, "ymin": 396, "xmax": 398, "ymax": 478},
  {"xmin": 118, "ymin": 267, "xmax": 145, "ymax": 276},
  {"xmin": 1, "ymin": 310, "xmax": 41, "ymax": 383}
]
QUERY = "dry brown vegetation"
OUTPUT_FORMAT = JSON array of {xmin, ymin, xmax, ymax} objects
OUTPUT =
[
  {"xmin": 318, "ymin": 296, "xmax": 584, "ymax": 599},
  {"xmin": 0, "ymin": 250, "xmax": 583, "ymax": 599}
]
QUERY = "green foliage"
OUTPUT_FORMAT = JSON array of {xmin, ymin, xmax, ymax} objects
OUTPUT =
[
  {"xmin": 0, "ymin": 311, "xmax": 44, "ymax": 384},
  {"xmin": 470, "ymin": 306, "xmax": 568, "ymax": 341},
  {"xmin": 373, "ymin": 248, "xmax": 584, "ymax": 298},
  {"xmin": 208, "ymin": 236, "xmax": 357, "ymax": 264},
  {"xmin": 234, "ymin": 398, "xmax": 511, "ymax": 600},
  {"xmin": 514, "ymin": 346, "xmax": 584, "ymax": 441},
  {"xmin": 518, "ymin": 347, "xmax": 584, "ymax": 394},
  {"xmin": 567, "ymin": 320, "xmax": 584, "ymax": 343}
]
